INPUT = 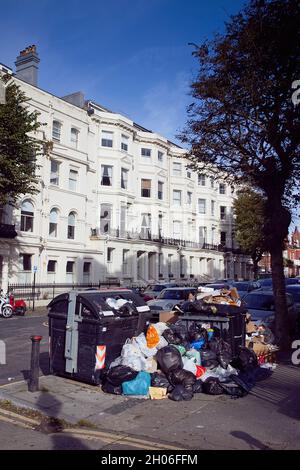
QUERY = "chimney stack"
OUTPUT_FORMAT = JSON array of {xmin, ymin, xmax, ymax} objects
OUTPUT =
[{"xmin": 15, "ymin": 45, "xmax": 40, "ymax": 86}]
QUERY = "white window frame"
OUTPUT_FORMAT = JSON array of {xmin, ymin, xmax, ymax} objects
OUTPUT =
[
  {"xmin": 158, "ymin": 181, "xmax": 163, "ymax": 200},
  {"xmin": 198, "ymin": 174, "xmax": 206, "ymax": 186},
  {"xmin": 198, "ymin": 198, "xmax": 206, "ymax": 214},
  {"xmin": 158, "ymin": 150, "xmax": 164, "ymax": 162},
  {"xmin": 121, "ymin": 134, "xmax": 129, "ymax": 152},
  {"xmin": 101, "ymin": 165, "xmax": 113, "ymax": 186},
  {"xmin": 52, "ymin": 120, "xmax": 61, "ymax": 142},
  {"xmin": 49, "ymin": 208, "xmax": 59, "ymax": 238},
  {"xmin": 141, "ymin": 179, "xmax": 151, "ymax": 198},
  {"xmin": 173, "ymin": 162, "xmax": 182, "ymax": 176},
  {"xmin": 101, "ymin": 130, "xmax": 113, "ymax": 148},
  {"xmin": 173, "ymin": 190, "xmax": 182, "ymax": 206},
  {"xmin": 141, "ymin": 148, "xmax": 151, "ymax": 157},
  {"xmin": 70, "ymin": 128, "xmax": 79, "ymax": 148},
  {"xmin": 69, "ymin": 169, "xmax": 78, "ymax": 191},
  {"xmin": 50, "ymin": 160, "xmax": 60, "ymax": 186},
  {"xmin": 121, "ymin": 168, "xmax": 128, "ymax": 190}
]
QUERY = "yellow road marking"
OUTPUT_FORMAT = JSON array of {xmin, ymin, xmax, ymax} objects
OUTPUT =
[
  {"xmin": 63, "ymin": 428, "xmax": 184, "ymax": 450},
  {"xmin": 0, "ymin": 413, "xmax": 35, "ymax": 430},
  {"xmin": 0, "ymin": 407, "xmax": 39, "ymax": 425}
]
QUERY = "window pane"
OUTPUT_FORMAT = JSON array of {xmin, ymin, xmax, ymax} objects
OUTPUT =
[
  {"xmin": 198, "ymin": 199, "xmax": 206, "ymax": 214},
  {"xmin": 158, "ymin": 182, "xmax": 163, "ymax": 200},
  {"xmin": 69, "ymin": 170, "xmax": 78, "ymax": 191},
  {"xmin": 141, "ymin": 148, "xmax": 151, "ymax": 157},
  {"xmin": 71, "ymin": 128, "xmax": 78, "ymax": 146},
  {"xmin": 52, "ymin": 121, "xmax": 61, "ymax": 141},
  {"xmin": 173, "ymin": 162, "xmax": 182, "ymax": 175},
  {"xmin": 141, "ymin": 179, "xmax": 151, "ymax": 197},
  {"xmin": 101, "ymin": 131, "xmax": 113, "ymax": 147},
  {"xmin": 22, "ymin": 254, "xmax": 32, "ymax": 271},
  {"xmin": 158, "ymin": 151, "xmax": 163, "ymax": 161},
  {"xmin": 50, "ymin": 160, "xmax": 59, "ymax": 185},
  {"xmin": 101, "ymin": 165, "xmax": 113, "ymax": 186},
  {"xmin": 100, "ymin": 204, "xmax": 112, "ymax": 234},
  {"xmin": 121, "ymin": 168, "xmax": 128, "ymax": 189},
  {"xmin": 198, "ymin": 174, "xmax": 206, "ymax": 186},
  {"xmin": 173, "ymin": 190, "xmax": 182, "ymax": 205},
  {"xmin": 47, "ymin": 260, "xmax": 56, "ymax": 272},
  {"xmin": 121, "ymin": 134, "xmax": 129, "ymax": 152},
  {"xmin": 219, "ymin": 184, "xmax": 226, "ymax": 194},
  {"xmin": 66, "ymin": 261, "xmax": 74, "ymax": 273}
]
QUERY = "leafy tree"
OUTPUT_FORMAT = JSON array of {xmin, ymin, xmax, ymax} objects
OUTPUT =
[
  {"xmin": 0, "ymin": 74, "xmax": 43, "ymax": 207},
  {"xmin": 180, "ymin": 0, "xmax": 300, "ymax": 348},
  {"xmin": 233, "ymin": 190, "xmax": 266, "ymax": 279}
]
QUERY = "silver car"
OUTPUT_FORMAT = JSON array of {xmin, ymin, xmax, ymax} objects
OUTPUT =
[{"xmin": 147, "ymin": 287, "xmax": 197, "ymax": 311}]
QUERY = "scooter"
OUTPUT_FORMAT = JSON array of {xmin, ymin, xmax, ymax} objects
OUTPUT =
[
  {"xmin": 0, "ymin": 290, "xmax": 13, "ymax": 318},
  {"xmin": 9, "ymin": 292, "xmax": 27, "ymax": 316}
]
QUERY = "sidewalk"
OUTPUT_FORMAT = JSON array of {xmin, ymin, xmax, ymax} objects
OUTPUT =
[{"xmin": 0, "ymin": 360, "xmax": 299, "ymax": 450}]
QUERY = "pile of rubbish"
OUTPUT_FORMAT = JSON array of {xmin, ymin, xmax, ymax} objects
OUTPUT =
[
  {"xmin": 101, "ymin": 319, "xmax": 269, "ymax": 401},
  {"xmin": 245, "ymin": 314, "xmax": 279, "ymax": 364}
]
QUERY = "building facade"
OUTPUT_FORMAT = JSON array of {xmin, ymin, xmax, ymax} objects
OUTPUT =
[{"xmin": 0, "ymin": 47, "xmax": 252, "ymax": 291}]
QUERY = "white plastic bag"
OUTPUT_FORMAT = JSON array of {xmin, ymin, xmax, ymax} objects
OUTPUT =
[
  {"xmin": 156, "ymin": 336, "xmax": 169, "ymax": 350},
  {"xmin": 121, "ymin": 355, "xmax": 147, "ymax": 372},
  {"xmin": 182, "ymin": 356, "xmax": 197, "ymax": 375},
  {"xmin": 134, "ymin": 334, "xmax": 158, "ymax": 358},
  {"xmin": 153, "ymin": 322, "xmax": 169, "ymax": 335},
  {"xmin": 121, "ymin": 338, "xmax": 141, "ymax": 358}
]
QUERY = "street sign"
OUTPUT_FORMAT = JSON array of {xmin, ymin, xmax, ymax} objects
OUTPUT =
[{"xmin": 33, "ymin": 266, "xmax": 37, "ymax": 273}]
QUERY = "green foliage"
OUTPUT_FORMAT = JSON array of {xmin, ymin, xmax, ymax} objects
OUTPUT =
[
  {"xmin": 0, "ymin": 75, "xmax": 43, "ymax": 206},
  {"xmin": 233, "ymin": 190, "xmax": 266, "ymax": 273},
  {"xmin": 180, "ymin": 0, "xmax": 300, "ymax": 211}
]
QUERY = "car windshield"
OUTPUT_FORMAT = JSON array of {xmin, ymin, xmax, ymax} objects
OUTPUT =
[
  {"xmin": 244, "ymin": 294, "xmax": 274, "ymax": 310},
  {"xmin": 158, "ymin": 290, "xmax": 190, "ymax": 300},
  {"xmin": 147, "ymin": 285, "xmax": 166, "ymax": 292}
]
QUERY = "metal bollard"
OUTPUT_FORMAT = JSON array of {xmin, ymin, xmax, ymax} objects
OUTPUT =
[{"xmin": 28, "ymin": 335, "xmax": 43, "ymax": 392}]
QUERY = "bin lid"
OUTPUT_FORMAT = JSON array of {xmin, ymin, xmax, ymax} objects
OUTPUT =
[{"xmin": 48, "ymin": 289, "xmax": 150, "ymax": 318}]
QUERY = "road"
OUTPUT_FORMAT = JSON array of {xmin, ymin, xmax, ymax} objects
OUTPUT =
[{"xmin": 0, "ymin": 312, "xmax": 49, "ymax": 386}]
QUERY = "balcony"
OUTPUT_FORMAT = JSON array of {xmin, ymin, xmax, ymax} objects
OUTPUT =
[
  {"xmin": 90, "ymin": 228, "xmax": 244, "ymax": 254},
  {"xmin": 0, "ymin": 223, "xmax": 17, "ymax": 239}
]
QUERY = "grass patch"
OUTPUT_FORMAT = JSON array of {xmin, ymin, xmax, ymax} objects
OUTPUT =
[{"xmin": 77, "ymin": 419, "xmax": 99, "ymax": 430}]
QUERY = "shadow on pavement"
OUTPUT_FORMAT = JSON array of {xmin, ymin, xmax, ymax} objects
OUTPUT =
[
  {"xmin": 230, "ymin": 431, "xmax": 271, "ymax": 450},
  {"xmin": 35, "ymin": 391, "xmax": 90, "ymax": 450}
]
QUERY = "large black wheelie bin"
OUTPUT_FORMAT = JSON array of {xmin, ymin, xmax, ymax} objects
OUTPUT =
[
  {"xmin": 48, "ymin": 289, "xmax": 150, "ymax": 385},
  {"xmin": 179, "ymin": 303, "xmax": 247, "ymax": 356}
]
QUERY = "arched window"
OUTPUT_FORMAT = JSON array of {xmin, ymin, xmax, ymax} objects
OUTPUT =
[
  {"xmin": 67, "ymin": 212, "xmax": 76, "ymax": 239},
  {"xmin": 49, "ymin": 208, "xmax": 59, "ymax": 237},
  {"xmin": 52, "ymin": 120, "xmax": 61, "ymax": 141},
  {"xmin": 21, "ymin": 200, "xmax": 34, "ymax": 232}
]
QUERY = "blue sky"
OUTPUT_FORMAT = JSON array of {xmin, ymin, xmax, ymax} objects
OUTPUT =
[{"xmin": 0, "ymin": 0, "xmax": 245, "ymax": 142}]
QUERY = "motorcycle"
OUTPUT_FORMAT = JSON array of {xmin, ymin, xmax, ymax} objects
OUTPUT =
[
  {"xmin": 9, "ymin": 292, "xmax": 27, "ymax": 316},
  {"xmin": 0, "ymin": 290, "xmax": 13, "ymax": 318}
]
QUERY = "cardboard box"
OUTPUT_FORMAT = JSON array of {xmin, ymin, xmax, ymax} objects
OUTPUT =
[{"xmin": 159, "ymin": 311, "xmax": 179, "ymax": 324}]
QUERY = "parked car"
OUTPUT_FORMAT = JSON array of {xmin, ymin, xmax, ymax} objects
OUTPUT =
[
  {"xmin": 258, "ymin": 277, "xmax": 300, "ymax": 288},
  {"xmin": 147, "ymin": 287, "xmax": 197, "ymax": 312},
  {"xmin": 231, "ymin": 281, "xmax": 261, "ymax": 299},
  {"xmin": 285, "ymin": 284, "xmax": 300, "ymax": 315},
  {"xmin": 243, "ymin": 289, "xmax": 298, "ymax": 334},
  {"xmin": 203, "ymin": 282, "xmax": 232, "ymax": 290},
  {"xmin": 143, "ymin": 282, "xmax": 178, "ymax": 301}
]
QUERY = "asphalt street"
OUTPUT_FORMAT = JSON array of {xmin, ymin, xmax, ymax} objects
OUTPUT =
[{"xmin": 0, "ymin": 312, "xmax": 49, "ymax": 386}]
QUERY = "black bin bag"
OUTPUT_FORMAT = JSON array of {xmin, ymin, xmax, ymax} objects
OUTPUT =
[
  {"xmin": 105, "ymin": 365, "xmax": 138, "ymax": 386},
  {"xmin": 168, "ymin": 384, "xmax": 193, "ymax": 401},
  {"xmin": 156, "ymin": 345, "xmax": 183, "ymax": 375},
  {"xmin": 168, "ymin": 368, "xmax": 196, "ymax": 392}
]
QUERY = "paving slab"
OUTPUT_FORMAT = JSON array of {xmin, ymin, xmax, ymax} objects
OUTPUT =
[{"xmin": 0, "ymin": 362, "xmax": 299, "ymax": 450}]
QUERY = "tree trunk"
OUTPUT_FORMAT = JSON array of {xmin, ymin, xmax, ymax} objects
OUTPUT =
[
  {"xmin": 270, "ymin": 244, "xmax": 290, "ymax": 350},
  {"xmin": 252, "ymin": 259, "xmax": 259, "ymax": 280}
]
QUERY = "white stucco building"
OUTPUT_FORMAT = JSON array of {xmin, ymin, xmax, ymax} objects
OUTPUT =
[{"xmin": 0, "ymin": 47, "xmax": 252, "ymax": 292}]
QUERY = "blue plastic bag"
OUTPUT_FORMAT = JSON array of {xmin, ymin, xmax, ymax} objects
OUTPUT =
[
  {"xmin": 190, "ymin": 339, "xmax": 206, "ymax": 350},
  {"xmin": 122, "ymin": 371, "xmax": 151, "ymax": 396}
]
